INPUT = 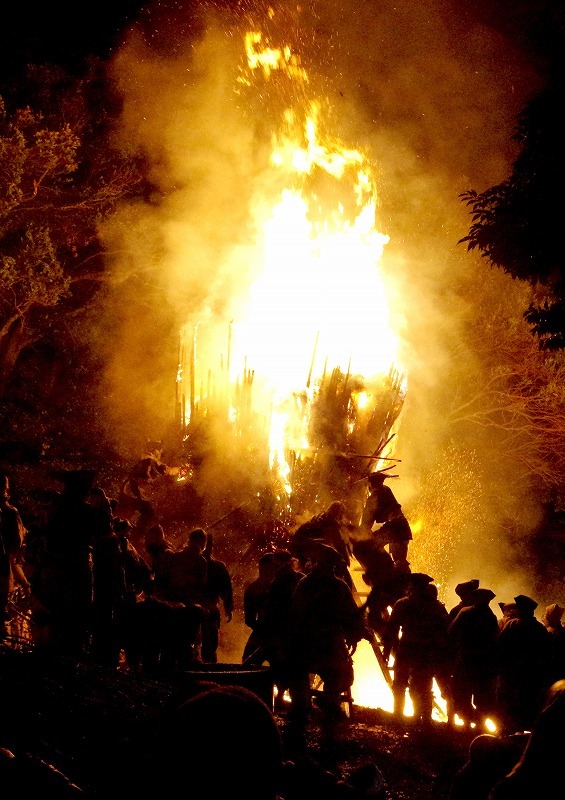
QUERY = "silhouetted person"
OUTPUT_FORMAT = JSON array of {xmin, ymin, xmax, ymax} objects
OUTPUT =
[
  {"xmin": 541, "ymin": 603, "xmax": 565, "ymax": 684},
  {"xmin": 144, "ymin": 522, "xmax": 174, "ymax": 592},
  {"xmin": 489, "ymin": 679, "xmax": 565, "ymax": 800},
  {"xmin": 116, "ymin": 440, "xmax": 179, "ymax": 549},
  {"xmin": 258, "ymin": 550, "xmax": 305, "ymax": 709},
  {"xmin": 242, "ymin": 552, "xmax": 279, "ymax": 664},
  {"xmin": 427, "ymin": 582, "xmax": 455, "ymax": 724},
  {"xmin": 90, "ymin": 486, "xmax": 127, "ymax": 667},
  {"xmin": 498, "ymin": 601, "xmax": 519, "ymax": 632},
  {"xmin": 33, "ymin": 469, "xmax": 100, "ymax": 658},
  {"xmin": 361, "ymin": 471, "xmax": 412, "ymax": 567},
  {"xmin": 0, "ymin": 472, "xmax": 30, "ymax": 639},
  {"xmin": 146, "ymin": 685, "xmax": 284, "ymax": 800},
  {"xmin": 287, "ymin": 543, "xmax": 369, "ymax": 747},
  {"xmin": 157, "ymin": 527, "xmax": 208, "ymax": 606},
  {"xmin": 496, "ymin": 594, "xmax": 552, "ymax": 733},
  {"xmin": 382, "ymin": 572, "xmax": 449, "ymax": 726},
  {"xmin": 448, "ymin": 579, "xmax": 480, "ymax": 623},
  {"xmin": 290, "ymin": 501, "xmax": 353, "ymax": 588},
  {"xmin": 448, "ymin": 732, "xmax": 529, "ymax": 800},
  {"xmin": 448, "ymin": 587, "xmax": 499, "ymax": 729},
  {"xmin": 201, "ymin": 532, "xmax": 233, "ymax": 663},
  {"xmin": 351, "ymin": 533, "xmax": 405, "ymax": 638}
]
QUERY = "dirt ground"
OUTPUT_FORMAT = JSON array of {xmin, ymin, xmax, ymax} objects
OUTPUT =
[{"xmin": 0, "ymin": 642, "xmax": 476, "ymax": 800}]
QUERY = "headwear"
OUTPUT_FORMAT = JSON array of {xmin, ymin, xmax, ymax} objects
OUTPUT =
[
  {"xmin": 544, "ymin": 603, "xmax": 564, "ymax": 626},
  {"xmin": 367, "ymin": 470, "xmax": 395, "ymax": 486},
  {"xmin": 469, "ymin": 588, "xmax": 496, "ymax": 605},
  {"xmin": 407, "ymin": 572, "xmax": 434, "ymax": 588},
  {"xmin": 271, "ymin": 549, "xmax": 294, "ymax": 565},
  {"xmin": 258, "ymin": 552, "xmax": 278, "ymax": 568},
  {"xmin": 514, "ymin": 594, "xmax": 538, "ymax": 613},
  {"xmin": 455, "ymin": 579, "xmax": 480, "ymax": 599},
  {"xmin": 313, "ymin": 543, "xmax": 344, "ymax": 568}
]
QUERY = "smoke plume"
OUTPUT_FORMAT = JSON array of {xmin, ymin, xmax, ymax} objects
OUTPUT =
[{"xmin": 95, "ymin": 0, "xmax": 559, "ymax": 607}]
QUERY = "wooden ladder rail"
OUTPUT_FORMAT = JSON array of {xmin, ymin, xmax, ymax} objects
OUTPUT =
[{"xmin": 350, "ymin": 566, "xmax": 446, "ymax": 720}]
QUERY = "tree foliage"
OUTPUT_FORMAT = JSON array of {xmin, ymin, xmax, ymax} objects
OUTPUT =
[
  {"xmin": 459, "ymin": 10, "xmax": 565, "ymax": 350},
  {"xmin": 0, "ymin": 62, "xmax": 147, "ymax": 396}
]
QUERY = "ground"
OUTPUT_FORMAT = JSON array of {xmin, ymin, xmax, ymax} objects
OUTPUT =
[{"xmin": 0, "ymin": 642, "xmax": 476, "ymax": 800}]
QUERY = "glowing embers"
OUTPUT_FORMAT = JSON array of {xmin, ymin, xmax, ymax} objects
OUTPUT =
[{"xmin": 241, "ymin": 31, "xmax": 308, "ymax": 82}]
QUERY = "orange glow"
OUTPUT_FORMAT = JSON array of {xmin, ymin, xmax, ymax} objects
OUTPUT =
[{"xmin": 178, "ymin": 29, "xmax": 405, "ymax": 489}]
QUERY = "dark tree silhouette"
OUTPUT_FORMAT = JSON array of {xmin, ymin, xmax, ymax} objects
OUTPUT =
[
  {"xmin": 0, "ymin": 61, "xmax": 148, "ymax": 397},
  {"xmin": 460, "ymin": 7, "xmax": 565, "ymax": 350}
]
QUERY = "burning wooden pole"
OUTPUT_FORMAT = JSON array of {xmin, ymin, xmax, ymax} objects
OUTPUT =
[
  {"xmin": 226, "ymin": 320, "xmax": 233, "ymax": 408},
  {"xmin": 306, "ymin": 331, "xmax": 319, "ymax": 389},
  {"xmin": 189, "ymin": 326, "xmax": 196, "ymax": 422}
]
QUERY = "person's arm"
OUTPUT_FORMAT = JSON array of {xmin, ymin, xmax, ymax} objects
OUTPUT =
[
  {"xmin": 10, "ymin": 556, "xmax": 31, "ymax": 592},
  {"xmin": 221, "ymin": 565, "xmax": 234, "ymax": 621},
  {"xmin": 243, "ymin": 586, "xmax": 258, "ymax": 629},
  {"xmin": 381, "ymin": 603, "xmax": 402, "ymax": 663},
  {"xmin": 361, "ymin": 494, "xmax": 380, "ymax": 532},
  {"xmin": 4, "ymin": 506, "xmax": 31, "ymax": 592}
]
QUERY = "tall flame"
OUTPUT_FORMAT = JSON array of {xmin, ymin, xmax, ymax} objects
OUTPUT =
[{"xmin": 178, "ymin": 29, "xmax": 404, "ymax": 495}]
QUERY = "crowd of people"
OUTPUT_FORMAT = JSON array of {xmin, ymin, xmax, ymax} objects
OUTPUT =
[{"xmin": 0, "ymin": 456, "xmax": 564, "ymax": 798}]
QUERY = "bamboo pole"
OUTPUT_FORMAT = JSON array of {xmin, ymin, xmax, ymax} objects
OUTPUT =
[
  {"xmin": 306, "ymin": 331, "xmax": 319, "ymax": 389},
  {"xmin": 175, "ymin": 332, "xmax": 181, "ymax": 426},
  {"xmin": 226, "ymin": 320, "xmax": 233, "ymax": 411},
  {"xmin": 189, "ymin": 327, "xmax": 196, "ymax": 421}
]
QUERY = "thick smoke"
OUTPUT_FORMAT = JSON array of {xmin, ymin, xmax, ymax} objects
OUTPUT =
[{"xmin": 96, "ymin": 0, "xmax": 558, "ymax": 607}]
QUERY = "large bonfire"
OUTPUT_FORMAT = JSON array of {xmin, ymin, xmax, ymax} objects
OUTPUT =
[{"xmin": 174, "ymin": 27, "xmax": 406, "ymax": 552}]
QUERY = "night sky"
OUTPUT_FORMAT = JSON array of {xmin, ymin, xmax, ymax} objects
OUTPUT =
[
  {"xmin": 0, "ymin": 1, "xmax": 550, "ymax": 72},
  {"xmin": 0, "ymin": 3, "xmax": 146, "ymax": 69}
]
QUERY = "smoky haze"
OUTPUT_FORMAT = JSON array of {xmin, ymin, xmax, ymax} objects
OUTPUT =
[{"xmin": 94, "ymin": 0, "xmax": 559, "ymax": 608}]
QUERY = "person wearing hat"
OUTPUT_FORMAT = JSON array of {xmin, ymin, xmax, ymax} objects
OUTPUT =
[
  {"xmin": 498, "ymin": 601, "xmax": 519, "ymax": 632},
  {"xmin": 447, "ymin": 587, "xmax": 499, "ymax": 729},
  {"xmin": 251, "ymin": 549, "xmax": 305, "ymax": 711},
  {"xmin": 353, "ymin": 535, "xmax": 404, "ymax": 639},
  {"xmin": 289, "ymin": 500, "xmax": 353, "ymax": 589},
  {"xmin": 381, "ymin": 572, "xmax": 449, "ymax": 726},
  {"xmin": 155, "ymin": 527, "xmax": 208, "ymax": 607},
  {"xmin": 115, "ymin": 440, "xmax": 179, "ymax": 550},
  {"xmin": 496, "ymin": 593, "xmax": 552, "ymax": 734},
  {"xmin": 286, "ymin": 543, "xmax": 370, "ymax": 745},
  {"xmin": 448, "ymin": 579, "xmax": 481, "ymax": 623},
  {"xmin": 200, "ymin": 532, "xmax": 234, "ymax": 664},
  {"xmin": 0, "ymin": 472, "xmax": 30, "ymax": 639},
  {"xmin": 34, "ymin": 469, "xmax": 101, "ymax": 657},
  {"xmin": 241, "ymin": 552, "xmax": 280, "ymax": 665},
  {"xmin": 360, "ymin": 471, "xmax": 413, "ymax": 568},
  {"xmin": 541, "ymin": 603, "xmax": 565, "ymax": 685}
]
